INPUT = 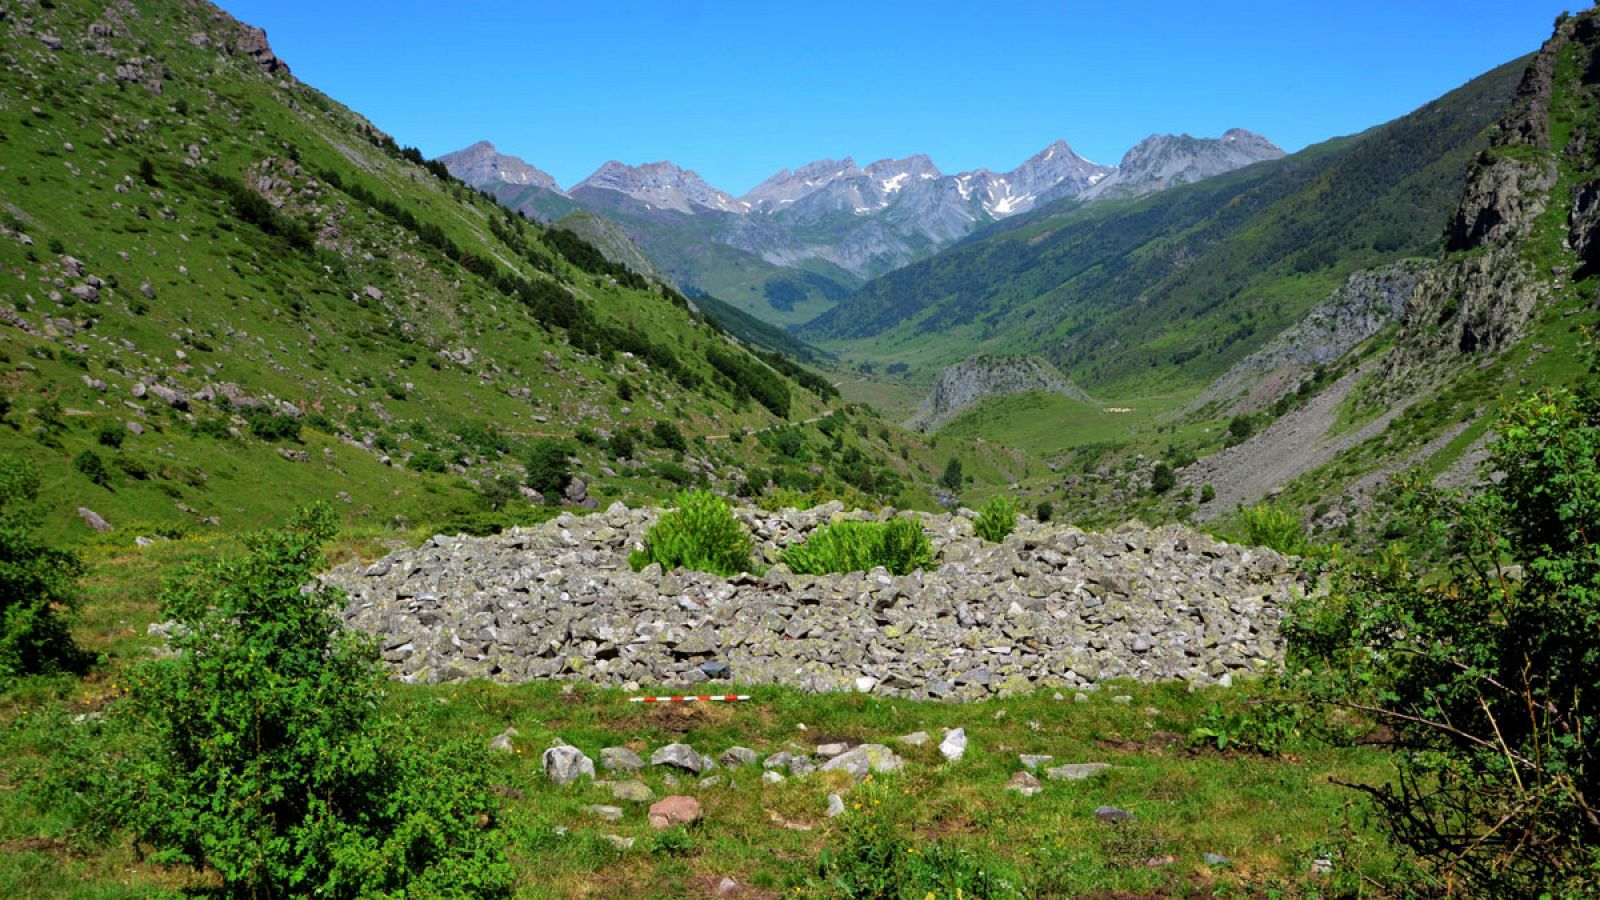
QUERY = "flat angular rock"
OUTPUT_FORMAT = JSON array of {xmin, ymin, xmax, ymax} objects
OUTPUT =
[
  {"xmin": 826, "ymin": 793, "xmax": 845, "ymax": 817},
  {"xmin": 600, "ymin": 746, "xmax": 645, "ymax": 772},
  {"xmin": 647, "ymin": 795, "xmax": 702, "ymax": 829},
  {"xmin": 584, "ymin": 804, "xmax": 623, "ymax": 822},
  {"xmin": 1006, "ymin": 771, "xmax": 1043, "ymax": 797},
  {"xmin": 719, "ymin": 746, "xmax": 760, "ymax": 768},
  {"xmin": 815, "ymin": 742, "xmax": 849, "ymax": 758},
  {"xmin": 1094, "ymin": 805, "xmax": 1135, "ymax": 822},
  {"xmin": 1018, "ymin": 754, "xmax": 1053, "ymax": 770},
  {"xmin": 488, "ymin": 726, "xmax": 519, "ymax": 754},
  {"xmin": 820, "ymin": 744, "xmax": 904, "ymax": 782},
  {"xmin": 1046, "ymin": 763, "xmax": 1112, "ymax": 782},
  {"xmin": 603, "ymin": 834, "xmax": 634, "ymax": 850},
  {"xmin": 762, "ymin": 770, "xmax": 785, "ymax": 784},
  {"xmin": 896, "ymin": 731, "xmax": 930, "ymax": 747},
  {"xmin": 939, "ymin": 728, "xmax": 967, "ymax": 761},
  {"xmin": 542, "ymin": 745, "xmax": 594, "ymax": 785},
  {"xmin": 652, "ymin": 742, "xmax": 712, "ymax": 773},
  {"xmin": 609, "ymin": 780, "xmax": 654, "ymax": 803}
]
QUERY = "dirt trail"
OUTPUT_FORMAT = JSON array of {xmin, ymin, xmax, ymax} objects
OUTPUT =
[{"xmin": 1186, "ymin": 364, "xmax": 1419, "ymax": 520}]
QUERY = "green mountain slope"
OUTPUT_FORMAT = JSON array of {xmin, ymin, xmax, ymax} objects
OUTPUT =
[
  {"xmin": 803, "ymin": 57, "xmax": 1529, "ymax": 397},
  {"xmin": 0, "ymin": 0, "xmax": 964, "ymax": 539}
]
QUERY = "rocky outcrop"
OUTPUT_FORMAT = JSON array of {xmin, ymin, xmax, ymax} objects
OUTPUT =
[
  {"xmin": 1376, "ymin": 12, "xmax": 1585, "ymax": 395},
  {"xmin": 1194, "ymin": 259, "xmax": 1427, "ymax": 411},
  {"xmin": 327, "ymin": 502, "xmax": 1297, "ymax": 700},
  {"xmin": 909, "ymin": 355, "xmax": 1098, "ymax": 431}
]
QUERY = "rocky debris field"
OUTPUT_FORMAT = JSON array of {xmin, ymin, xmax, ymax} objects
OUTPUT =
[{"xmin": 328, "ymin": 502, "xmax": 1298, "ymax": 699}]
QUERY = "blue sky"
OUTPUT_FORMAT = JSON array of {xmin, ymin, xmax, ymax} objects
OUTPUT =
[{"xmin": 218, "ymin": 1, "xmax": 1577, "ymax": 195}]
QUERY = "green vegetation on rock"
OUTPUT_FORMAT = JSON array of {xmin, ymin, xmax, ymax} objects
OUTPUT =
[
  {"xmin": 629, "ymin": 490, "xmax": 753, "ymax": 577},
  {"xmin": 779, "ymin": 517, "xmax": 932, "ymax": 576}
]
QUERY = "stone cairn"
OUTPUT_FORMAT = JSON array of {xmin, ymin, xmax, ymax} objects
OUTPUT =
[{"xmin": 328, "ymin": 501, "xmax": 1297, "ymax": 700}]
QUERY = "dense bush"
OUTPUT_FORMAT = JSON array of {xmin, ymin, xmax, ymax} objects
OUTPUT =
[
  {"xmin": 1240, "ymin": 503, "xmax": 1310, "ymax": 556},
  {"xmin": 243, "ymin": 407, "xmax": 301, "ymax": 443},
  {"xmin": 407, "ymin": 449, "xmax": 447, "ymax": 472},
  {"xmin": 973, "ymin": 495, "xmax": 1018, "ymax": 543},
  {"xmin": 780, "ymin": 518, "xmax": 932, "ymax": 576},
  {"xmin": 115, "ymin": 506, "xmax": 513, "ymax": 896},
  {"xmin": 1150, "ymin": 461, "xmax": 1176, "ymax": 494},
  {"xmin": 523, "ymin": 438, "xmax": 572, "ymax": 498},
  {"xmin": 939, "ymin": 457, "xmax": 963, "ymax": 492},
  {"xmin": 1285, "ymin": 352, "xmax": 1600, "ymax": 894},
  {"xmin": 652, "ymin": 420, "xmax": 687, "ymax": 453},
  {"xmin": 0, "ymin": 456, "xmax": 90, "ymax": 680},
  {"xmin": 73, "ymin": 449, "xmax": 108, "ymax": 486},
  {"xmin": 629, "ymin": 490, "xmax": 752, "ymax": 577}
]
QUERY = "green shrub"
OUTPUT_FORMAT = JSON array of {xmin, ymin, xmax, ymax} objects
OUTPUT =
[
  {"xmin": 974, "ymin": 495, "xmax": 1018, "ymax": 543},
  {"xmin": 0, "ymin": 456, "xmax": 90, "ymax": 679},
  {"xmin": 243, "ymin": 408, "xmax": 301, "ymax": 442},
  {"xmin": 1034, "ymin": 500, "xmax": 1053, "ymax": 523},
  {"xmin": 606, "ymin": 430, "xmax": 635, "ymax": 460},
  {"xmin": 1200, "ymin": 484, "xmax": 1216, "ymax": 503},
  {"xmin": 407, "ymin": 449, "xmax": 447, "ymax": 472},
  {"xmin": 1240, "ymin": 503, "xmax": 1309, "ymax": 556},
  {"xmin": 523, "ymin": 438, "xmax": 571, "ymax": 498},
  {"xmin": 115, "ymin": 506, "xmax": 513, "ymax": 896},
  {"xmin": 74, "ymin": 449, "xmax": 109, "ymax": 486},
  {"xmin": 1150, "ymin": 461, "xmax": 1176, "ymax": 494},
  {"xmin": 780, "ymin": 518, "xmax": 932, "ymax": 576},
  {"xmin": 939, "ymin": 457, "xmax": 963, "ymax": 492},
  {"xmin": 652, "ymin": 420, "xmax": 687, "ymax": 453},
  {"xmin": 96, "ymin": 422, "xmax": 125, "ymax": 448},
  {"xmin": 629, "ymin": 490, "xmax": 752, "ymax": 577},
  {"xmin": 1285, "ymin": 350, "xmax": 1600, "ymax": 894}
]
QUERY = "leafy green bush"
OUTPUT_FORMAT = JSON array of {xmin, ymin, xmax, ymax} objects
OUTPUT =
[
  {"xmin": 1150, "ymin": 461, "xmax": 1176, "ymax": 494},
  {"xmin": 973, "ymin": 495, "xmax": 1018, "ymax": 543},
  {"xmin": 0, "ymin": 456, "xmax": 90, "ymax": 680},
  {"xmin": 96, "ymin": 422, "xmax": 124, "ymax": 448},
  {"xmin": 1240, "ymin": 503, "xmax": 1309, "ymax": 556},
  {"xmin": 1285, "ymin": 354, "xmax": 1600, "ymax": 895},
  {"xmin": 780, "ymin": 518, "xmax": 932, "ymax": 576},
  {"xmin": 407, "ymin": 449, "xmax": 447, "ymax": 472},
  {"xmin": 630, "ymin": 490, "xmax": 752, "ymax": 577},
  {"xmin": 73, "ymin": 449, "xmax": 108, "ymax": 486},
  {"xmin": 1200, "ymin": 484, "xmax": 1216, "ymax": 503},
  {"xmin": 116, "ymin": 506, "xmax": 513, "ymax": 896},
  {"xmin": 1034, "ymin": 500, "xmax": 1053, "ymax": 523},
  {"xmin": 939, "ymin": 457, "xmax": 963, "ymax": 492},
  {"xmin": 652, "ymin": 420, "xmax": 687, "ymax": 453},
  {"xmin": 523, "ymin": 438, "xmax": 572, "ymax": 498},
  {"xmin": 243, "ymin": 407, "xmax": 301, "ymax": 442}
]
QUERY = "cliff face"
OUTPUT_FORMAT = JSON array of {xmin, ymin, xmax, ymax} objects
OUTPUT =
[{"xmin": 1379, "ymin": 11, "xmax": 1598, "ymax": 393}]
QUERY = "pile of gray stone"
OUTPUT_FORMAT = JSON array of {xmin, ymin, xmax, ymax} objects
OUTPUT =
[{"xmin": 328, "ymin": 502, "xmax": 1297, "ymax": 699}]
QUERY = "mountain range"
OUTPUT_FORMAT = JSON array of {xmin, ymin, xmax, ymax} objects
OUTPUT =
[{"xmin": 441, "ymin": 131, "xmax": 1284, "ymax": 323}]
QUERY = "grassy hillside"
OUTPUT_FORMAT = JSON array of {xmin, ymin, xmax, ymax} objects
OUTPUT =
[
  {"xmin": 803, "ymin": 57, "xmax": 1528, "ymax": 399},
  {"xmin": 0, "ymin": 0, "xmax": 980, "ymax": 541}
]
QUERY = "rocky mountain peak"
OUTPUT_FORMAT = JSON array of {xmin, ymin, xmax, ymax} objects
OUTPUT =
[
  {"xmin": 743, "ymin": 158, "xmax": 863, "ymax": 211},
  {"xmin": 573, "ymin": 160, "xmax": 747, "ymax": 215},
  {"xmin": 1079, "ymin": 129, "xmax": 1285, "ymax": 201},
  {"xmin": 437, "ymin": 141, "xmax": 563, "ymax": 194}
]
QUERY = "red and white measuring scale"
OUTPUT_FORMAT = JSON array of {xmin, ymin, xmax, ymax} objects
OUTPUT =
[{"xmin": 627, "ymin": 694, "xmax": 751, "ymax": 703}]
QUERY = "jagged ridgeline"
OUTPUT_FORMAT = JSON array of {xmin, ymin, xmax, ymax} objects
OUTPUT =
[{"xmin": 0, "ymin": 0, "xmax": 935, "ymax": 537}]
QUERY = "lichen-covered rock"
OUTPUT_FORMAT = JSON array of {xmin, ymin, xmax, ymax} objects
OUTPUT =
[{"xmin": 820, "ymin": 744, "xmax": 904, "ymax": 782}]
